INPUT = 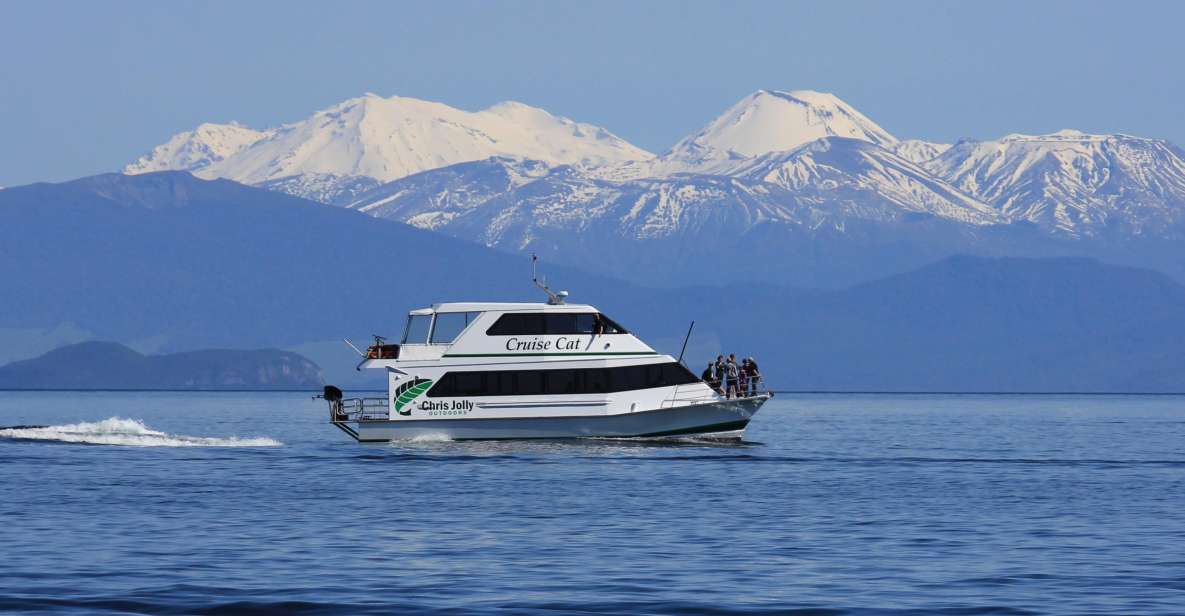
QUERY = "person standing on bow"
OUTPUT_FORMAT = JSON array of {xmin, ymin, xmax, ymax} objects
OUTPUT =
[
  {"xmin": 737, "ymin": 358, "xmax": 749, "ymax": 397},
  {"xmin": 714, "ymin": 355, "xmax": 727, "ymax": 396},
  {"xmin": 746, "ymin": 357, "xmax": 761, "ymax": 396},
  {"xmin": 701, "ymin": 361, "xmax": 719, "ymax": 392},
  {"xmin": 725, "ymin": 354, "xmax": 740, "ymax": 399}
]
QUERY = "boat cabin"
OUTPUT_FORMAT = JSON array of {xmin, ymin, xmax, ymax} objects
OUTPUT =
[{"xmin": 362, "ymin": 302, "xmax": 653, "ymax": 367}]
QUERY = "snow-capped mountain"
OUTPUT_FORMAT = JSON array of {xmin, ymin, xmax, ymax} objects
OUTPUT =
[
  {"xmin": 125, "ymin": 94, "xmax": 652, "ymax": 201},
  {"xmin": 342, "ymin": 97, "xmax": 999, "ymax": 251},
  {"xmin": 124, "ymin": 89, "xmax": 1185, "ymax": 266},
  {"xmin": 125, "ymin": 122, "xmax": 271, "ymax": 175},
  {"xmin": 646, "ymin": 89, "xmax": 898, "ymax": 176},
  {"xmin": 928, "ymin": 130, "xmax": 1185, "ymax": 236}
]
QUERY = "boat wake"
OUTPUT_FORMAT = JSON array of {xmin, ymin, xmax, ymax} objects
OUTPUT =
[
  {"xmin": 407, "ymin": 432, "xmax": 455, "ymax": 443},
  {"xmin": 0, "ymin": 417, "xmax": 282, "ymax": 447}
]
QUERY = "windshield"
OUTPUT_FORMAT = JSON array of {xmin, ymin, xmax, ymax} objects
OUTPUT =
[
  {"xmin": 401, "ymin": 314, "xmax": 432, "ymax": 344},
  {"xmin": 430, "ymin": 311, "xmax": 481, "ymax": 344}
]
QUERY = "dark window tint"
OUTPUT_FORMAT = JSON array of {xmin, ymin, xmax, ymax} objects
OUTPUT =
[
  {"xmin": 486, "ymin": 312, "xmax": 629, "ymax": 335},
  {"xmin": 584, "ymin": 368, "xmax": 610, "ymax": 393},
  {"xmin": 516, "ymin": 370, "xmax": 543, "ymax": 395},
  {"xmin": 427, "ymin": 362, "xmax": 697, "ymax": 397},
  {"xmin": 453, "ymin": 371, "xmax": 486, "ymax": 396}
]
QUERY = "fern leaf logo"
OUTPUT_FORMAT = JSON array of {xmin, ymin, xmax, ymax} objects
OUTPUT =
[{"xmin": 393, "ymin": 377, "xmax": 434, "ymax": 416}]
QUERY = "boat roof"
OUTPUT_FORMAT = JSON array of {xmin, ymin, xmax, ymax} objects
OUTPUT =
[{"xmin": 418, "ymin": 302, "xmax": 598, "ymax": 314}]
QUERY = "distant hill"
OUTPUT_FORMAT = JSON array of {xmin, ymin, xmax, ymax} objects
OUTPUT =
[{"xmin": 0, "ymin": 342, "xmax": 323, "ymax": 389}]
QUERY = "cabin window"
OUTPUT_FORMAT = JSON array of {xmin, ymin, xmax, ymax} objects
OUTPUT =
[
  {"xmin": 401, "ymin": 314, "xmax": 433, "ymax": 344},
  {"xmin": 596, "ymin": 314, "xmax": 628, "ymax": 334},
  {"xmin": 427, "ymin": 362, "xmax": 698, "ymax": 397},
  {"xmin": 544, "ymin": 370, "xmax": 579, "ymax": 395},
  {"xmin": 452, "ymin": 371, "xmax": 487, "ymax": 396},
  {"xmin": 516, "ymin": 371, "xmax": 543, "ymax": 395},
  {"xmin": 430, "ymin": 311, "xmax": 482, "ymax": 344},
  {"xmin": 485, "ymin": 312, "xmax": 629, "ymax": 336},
  {"xmin": 584, "ymin": 368, "xmax": 610, "ymax": 393}
]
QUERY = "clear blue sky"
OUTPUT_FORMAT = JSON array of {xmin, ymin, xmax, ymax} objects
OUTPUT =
[{"xmin": 2, "ymin": 1, "xmax": 1183, "ymax": 186}]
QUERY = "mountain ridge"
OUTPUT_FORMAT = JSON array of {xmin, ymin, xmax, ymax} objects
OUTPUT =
[
  {"xmin": 120, "ymin": 90, "xmax": 1185, "ymax": 287},
  {"xmin": 927, "ymin": 131, "xmax": 1185, "ymax": 237},
  {"xmin": 0, "ymin": 341, "xmax": 324, "ymax": 389},
  {"xmin": 6, "ymin": 171, "xmax": 1185, "ymax": 390},
  {"xmin": 127, "ymin": 93, "xmax": 652, "ymax": 187}
]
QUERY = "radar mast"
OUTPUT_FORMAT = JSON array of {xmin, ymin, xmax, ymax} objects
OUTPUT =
[{"xmin": 531, "ymin": 254, "xmax": 568, "ymax": 305}]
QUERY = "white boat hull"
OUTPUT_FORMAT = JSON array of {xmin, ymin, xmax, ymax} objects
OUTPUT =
[{"xmin": 336, "ymin": 395, "xmax": 769, "ymax": 442}]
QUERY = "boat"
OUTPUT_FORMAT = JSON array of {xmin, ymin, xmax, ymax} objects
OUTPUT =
[{"xmin": 320, "ymin": 264, "xmax": 770, "ymax": 442}]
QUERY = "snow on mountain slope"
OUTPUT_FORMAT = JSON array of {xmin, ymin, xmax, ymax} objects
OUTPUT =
[
  {"xmin": 481, "ymin": 102, "xmax": 651, "ymax": 167},
  {"xmin": 124, "ymin": 122, "xmax": 270, "ymax": 175},
  {"xmin": 346, "ymin": 157, "xmax": 812, "ymax": 245},
  {"xmin": 255, "ymin": 174, "xmax": 382, "ymax": 206},
  {"xmin": 348, "ymin": 144, "xmax": 1005, "ymax": 255},
  {"xmin": 928, "ymin": 130, "xmax": 1185, "ymax": 236},
  {"xmin": 891, "ymin": 139, "xmax": 951, "ymax": 164},
  {"xmin": 733, "ymin": 137, "xmax": 1001, "ymax": 225},
  {"xmin": 648, "ymin": 90, "xmax": 898, "ymax": 176},
  {"xmin": 345, "ymin": 157, "xmax": 552, "ymax": 229},
  {"xmin": 122, "ymin": 90, "xmax": 1185, "ymax": 248},
  {"xmin": 197, "ymin": 94, "xmax": 650, "ymax": 186},
  {"xmin": 453, "ymin": 172, "xmax": 803, "ymax": 247}
]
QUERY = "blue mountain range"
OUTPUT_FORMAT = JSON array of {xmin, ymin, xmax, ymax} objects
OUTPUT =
[{"xmin": 2, "ymin": 171, "xmax": 1184, "ymax": 391}]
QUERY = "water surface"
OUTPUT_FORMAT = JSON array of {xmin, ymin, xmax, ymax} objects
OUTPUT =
[{"xmin": 1, "ymin": 392, "xmax": 1183, "ymax": 614}]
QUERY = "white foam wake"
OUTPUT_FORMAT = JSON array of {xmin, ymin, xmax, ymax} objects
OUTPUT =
[
  {"xmin": 0, "ymin": 417, "xmax": 282, "ymax": 447},
  {"xmin": 408, "ymin": 432, "xmax": 454, "ymax": 443}
]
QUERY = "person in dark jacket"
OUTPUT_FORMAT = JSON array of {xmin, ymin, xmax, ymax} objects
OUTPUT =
[
  {"xmin": 714, "ymin": 355, "xmax": 727, "ymax": 395},
  {"xmin": 745, "ymin": 357, "xmax": 761, "ymax": 396},
  {"xmin": 701, "ymin": 362, "xmax": 719, "ymax": 391}
]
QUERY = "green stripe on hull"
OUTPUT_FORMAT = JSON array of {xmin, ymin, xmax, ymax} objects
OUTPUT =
[{"xmin": 637, "ymin": 419, "xmax": 751, "ymax": 438}]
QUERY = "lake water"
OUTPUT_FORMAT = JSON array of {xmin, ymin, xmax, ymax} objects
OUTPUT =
[{"xmin": 1, "ymin": 392, "xmax": 1184, "ymax": 614}]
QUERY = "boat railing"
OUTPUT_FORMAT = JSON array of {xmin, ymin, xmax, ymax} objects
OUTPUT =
[
  {"xmin": 318, "ymin": 392, "xmax": 390, "ymax": 423},
  {"xmin": 662, "ymin": 377, "xmax": 772, "ymax": 408}
]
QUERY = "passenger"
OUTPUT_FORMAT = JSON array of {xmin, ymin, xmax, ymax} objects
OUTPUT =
[
  {"xmin": 714, "ymin": 355, "xmax": 727, "ymax": 395},
  {"xmin": 725, "ymin": 354, "xmax": 739, "ymax": 398},
  {"xmin": 741, "ymin": 358, "xmax": 753, "ymax": 396},
  {"xmin": 737, "ymin": 359, "xmax": 749, "ymax": 397},
  {"xmin": 747, "ymin": 357, "xmax": 761, "ymax": 396},
  {"xmin": 701, "ymin": 362, "xmax": 717, "ymax": 390}
]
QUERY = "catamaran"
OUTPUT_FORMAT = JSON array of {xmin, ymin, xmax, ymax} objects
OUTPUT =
[{"xmin": 321, "ymin": 264, "xmax": 770, "ymax": 442}]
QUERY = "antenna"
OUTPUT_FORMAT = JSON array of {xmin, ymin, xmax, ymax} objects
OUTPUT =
[
  {"xmin": 677, "ymin": 321, "xmax": 695, "ymax": 367},
  {"xmin": 342, "ymin": 338, "xmax": 366, "ymax": 358},
  {"xmin": 531, "ymin": 253, "xmax": 567, "ymax": 305}
]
